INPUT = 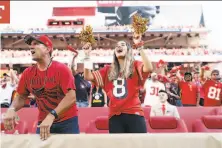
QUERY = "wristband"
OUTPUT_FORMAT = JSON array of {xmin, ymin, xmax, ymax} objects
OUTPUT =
[
  {"xmin": 50, "ymin": 110, "xmax": 58, "ymax": 119},
  {"xmin": 84, "ymin": 60, "xmax": 93, "ymax": 70}
]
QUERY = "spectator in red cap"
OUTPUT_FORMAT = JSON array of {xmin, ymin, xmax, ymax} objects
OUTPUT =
[{"xmin": 3, "ymin": 35, "xmax": 79, "ymax": 140}]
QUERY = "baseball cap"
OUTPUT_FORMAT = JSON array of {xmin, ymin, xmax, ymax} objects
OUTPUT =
[
  {"xmin": 3, "ymin": 73, "xmax": 9, "ymax": 77},
  {"xmin": 184, "ymin": 72, "xmax": 192, "ymax": 76},
  {"xmin": 211, "ymin": 69, "xmax": 219, "ymax": 75},
  {"xmin": 24, "ymin": 35, "xmax": 53, "ymax": 52},
  {"xmin": 159, "ymin": 89, "xmax": 167, "ymax": 94}
]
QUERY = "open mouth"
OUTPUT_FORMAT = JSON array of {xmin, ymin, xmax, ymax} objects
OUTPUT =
[
  {"xmin": 31, "ymin": 51, "xmax": 35, "ymax": 54},
  {"xmin": 117, "ymin": 48, "xmax": 123, "ymax": 53}
]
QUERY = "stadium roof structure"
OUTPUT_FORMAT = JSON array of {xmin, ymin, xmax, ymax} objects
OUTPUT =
[{"xmin": 0, "ymin": 27, "xmax": 210, "ymax": 36}]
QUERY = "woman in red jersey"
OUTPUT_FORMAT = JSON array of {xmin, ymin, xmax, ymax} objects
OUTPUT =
[{"xmin": 84, "ymin": 34, "xmax": 153, "ymax": 133}]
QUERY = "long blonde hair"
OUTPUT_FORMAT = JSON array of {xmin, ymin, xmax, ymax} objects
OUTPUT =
[{"xmin": 108, "ymin": 41, "xmax": 135, "ymax": 81}]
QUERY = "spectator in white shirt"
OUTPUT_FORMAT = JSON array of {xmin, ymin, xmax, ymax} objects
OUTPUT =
[
  {"xmin": 0, "ymin": 72, "xmax": 16, "ymax": 108},
  {"xmin": 150, "ymin": 90, "xmax": 180, "ymax": 118},
  {"xmin": 143, "ymin": 72, "xmax": 165, "ymax": 106}
]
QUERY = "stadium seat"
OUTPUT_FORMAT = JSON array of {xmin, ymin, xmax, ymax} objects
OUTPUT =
[
  {"xmin": 147, "ymin": 116, "xmax": 188, "ymax": 133},
  {"xmin": 209, "ymin": 108, "xmax": 222, "ymax": 115},
  {"xmin": 1, "ymin": 121, "xmax": 28, "ymax": 134},
  {"xmin": 85, "ymin": 116, "xmax": 109, "ymax": 134},
  {"xmin": 215, "ymin": 108, "xmax": 222, "ymax": 115},
  {"xmin": 192, "ymin": 115, "xmax": 222, "ymax": 133}
]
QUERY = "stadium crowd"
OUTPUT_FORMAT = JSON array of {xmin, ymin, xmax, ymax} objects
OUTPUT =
[
  {"xmin": 1, "ymin": 47, "xmax": 222, "ymax": 59},
  {"xmin": 1, "ymin": 59, "xmax": 221, "ymax": 109}
]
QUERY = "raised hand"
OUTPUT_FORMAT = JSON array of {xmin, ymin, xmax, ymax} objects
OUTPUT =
[
  {"xmin": 82, "ymin": 42, "xmax": 92, "ymax": 58},
  {"xmin": 133, "ymin": 33, "xmax": 142, "ymax": 45}
]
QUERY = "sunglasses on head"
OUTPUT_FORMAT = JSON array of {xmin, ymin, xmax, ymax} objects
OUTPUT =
[{"xmin": 24, "ymin": 35, "xmax": 46, "ymax": 48}]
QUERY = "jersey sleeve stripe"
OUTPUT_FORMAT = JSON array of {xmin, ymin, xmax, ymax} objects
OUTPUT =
[
  {"xmin": 92, "ymin": 71, "xmax": 99, "ymax": 86},
  {"xmin": 95, "ymin": 70, "xmax": 104, "ymax": 87},
  {"xmin": 92, "ymin": 71, "xmax": 103, "ymax": 87}
]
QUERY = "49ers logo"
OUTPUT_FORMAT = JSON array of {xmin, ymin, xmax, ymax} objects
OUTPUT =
[{"xmin": 97, "ymin": 0, "xmax": 123, "ymax": 7}]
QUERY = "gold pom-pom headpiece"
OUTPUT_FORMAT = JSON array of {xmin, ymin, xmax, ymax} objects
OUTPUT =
[
  {"xmin": 131, "ymin": 14, "xmax": 149, "ymax": 35},
  {"xmin": 79, "ymin": 25, "xmax": 96, "ymax": 44}
]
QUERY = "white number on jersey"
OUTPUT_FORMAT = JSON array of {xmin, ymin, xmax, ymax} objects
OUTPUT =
[
  {"xmin": 207, "ymin": 86, "xmax": 221, "ymax": 100},
  {"xmin": 113, "ymin": 78, "xmax": 127, "ymax": 99}
]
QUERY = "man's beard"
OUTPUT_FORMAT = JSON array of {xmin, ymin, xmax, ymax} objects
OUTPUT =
[{"xmin": 215, "ymin": 77, "xmax": 221, "ymax": 81}]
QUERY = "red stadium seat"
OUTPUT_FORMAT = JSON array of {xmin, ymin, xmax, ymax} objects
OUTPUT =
[
  {"xmin": 147, "ymin": 116, "xmax": 188, "ymax": 133},
  {"xmin": 215, "ymin": 108, "xmax": 222, "ymax": 115},
  {"xmin": 1, "ymin": 121, "xmax": 28, "ymax": 134},
  {"xmin": 209, "ymin": 108, "xmax": 222, "ymax": 115},
  {"xmin": 192, "ymin": 115, "xmax": 222, "ymax": 133},
  {"xmin": 85, "ymin": 116, "xmax": 109, "ymax": 134}
]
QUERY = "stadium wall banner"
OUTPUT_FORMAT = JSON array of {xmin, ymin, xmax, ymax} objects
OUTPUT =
[
  {"xmin": 32, "ymin": 29, "xmax": 76, "ymax": 34},
  {"xmin": 81, "ymin": 29, "xmax": 129, "ymax": 33},
  {"xmin": 147, "ymin": 28, "xmax": 181, "ymax": 32},
  {"xmin": 52, "ymin": 7, "xmax": 96, "ymax": 16},
  {"xmin": 1, "ymin": 30, "xmax": 24, "ymax": 34}
]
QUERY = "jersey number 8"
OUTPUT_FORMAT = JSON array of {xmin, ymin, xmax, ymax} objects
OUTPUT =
[{"xmin": 113, "ymin": 78, "xmax": 128, "ymax": 99}]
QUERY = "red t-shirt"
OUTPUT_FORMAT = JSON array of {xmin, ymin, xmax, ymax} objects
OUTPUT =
[
  {"xmin": 17, "ymin": 61, "xmax": 77, "ymax": 122},
  {"xmin": 92, "ymin": 60, "xmax": 149, "ymax": 118},
  {"xmin": 203, "ymin": 80, "xmax": 222, "ymax": 106},
  {"xmin": 179, "ymin": 81, "xmax": 199, "ymax": 105}
]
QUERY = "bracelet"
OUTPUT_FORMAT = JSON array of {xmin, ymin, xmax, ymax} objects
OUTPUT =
[{"xmin": 50, "ymin": 110, "xmax": 58, "ymax": 119}]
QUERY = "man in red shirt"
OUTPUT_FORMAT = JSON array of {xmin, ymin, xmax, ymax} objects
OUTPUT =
[
  {"xmin": 84, "ymin": 34, "xmax": 153, "ymax": 133},
  {"xmin": 201, "ymin": 69, "xmax": 222, "ymax": 106},
  {"xmin": 177, "ymin": 72, "xmax": 200, "ymax": 106},
  {"xmin": 3, "ymin": 35, "xmax": 79, "ymax": 140}
]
